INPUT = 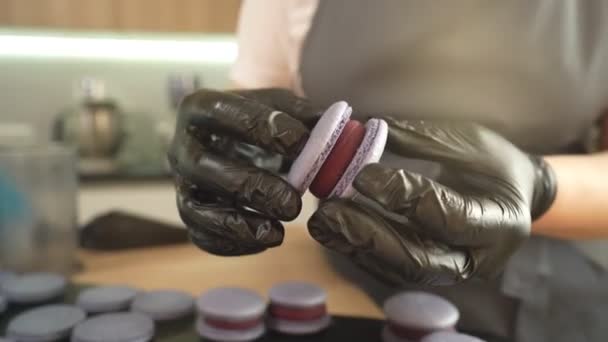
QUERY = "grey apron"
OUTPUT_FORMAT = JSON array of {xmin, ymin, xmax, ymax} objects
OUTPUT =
[{"xmin": 299, "ymin": 1, "xmax": 608, "ymax": 341}]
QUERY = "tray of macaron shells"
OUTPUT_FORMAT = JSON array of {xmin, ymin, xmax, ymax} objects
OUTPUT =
[{"xmin": 0, "ymin": 269, "xmax": 493, "ymax": 342}]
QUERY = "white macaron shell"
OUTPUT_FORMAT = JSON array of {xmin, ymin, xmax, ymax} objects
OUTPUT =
[
  {"xmin": 130, "ymin": 290, "xmax": 194, "ymax": 321},
  {"xmin": 331, "ymin": 118, "xmax": 388, "ymax": 198},
  {"xmin": 421, "ymin": 331, "xmax": 486, "ymax": 342},
  {"xmin": 196, "ymin": 318, "xmax": 265, "ymax": 342},
  {"xmin": 71, "ymin": 312, "xmax": 154, "ymax": 342},
  {"xmin": 268, "ymin": 315, "xmax": 331, "ymax": 335},
  {"xmin": 1, "ymin": 273, "xmax": 66, "ymax": 304},
  {"xmin": 383, "ymin": 291, "xmax": 459, "ymax": 331},
  {"xmin": 7, "ymin": 305, "xmax": 86, "ymax": 341},
  {"xmin": 77, "ymin": 286, "xmax": 139, "ymax": 314},
  {"xmin": 287, "ymin": 101, "xmax": 351, "ymax": 193},
  {"xmin": 268, "ymin": 281, "xmax": 326, "ymax": 308},
  {"xmin": 197, "ymin": 287, "xmax": 266, "ymax": 322}
]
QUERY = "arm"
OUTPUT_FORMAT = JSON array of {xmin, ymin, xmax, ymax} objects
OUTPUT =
[
  {"xmin": 230, "ymin": 0, "xmax": 292, "ymax": 89},
  {"xmin": 533, "ymin": 152, "xmax": 608, "ymax": 239}
]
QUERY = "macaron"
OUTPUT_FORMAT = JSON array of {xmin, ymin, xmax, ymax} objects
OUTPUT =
[
  {"xmin": 7, "ymin": 304, "xmax": 86, "ymax": 342},
  {"xmin": 287, "ymin": 101, "xmax": 388, "ymax": 199},
  {"xmin": 77, "ymin": 285, "xmax": 139, "ymax": 314},
  {"xmin": 1, "ymin": 272, "xmax": 67, "ymax": 304},
  {"xmin": 196, "ymin": 287, "xmax": 266, "ymax": 342},
  {"xmin": 267, "ymin": 281, "xmax": 331, "ymax": 335},
  {"xmin": 382, "ymin": 291, "xmax": 460, "ymax": 342},
  {"xmin": 329, "ymin": 117, "xmax": 387, "ymax": 198},
  {"xmin": 71, "ymin": 312, "xmax": 155, "ymax": 342},
  {"xmin": 130, "ymin": 290, "xmax": 194, "ymax": 321},
  {"xmin": 421, "ymin": 331, "xmax": 486, "ymax": 342}
]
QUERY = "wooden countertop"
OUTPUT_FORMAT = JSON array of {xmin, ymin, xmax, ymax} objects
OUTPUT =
[{"xmin": 74, "ymin": 224, "xmax": 384, "ymax": 319}]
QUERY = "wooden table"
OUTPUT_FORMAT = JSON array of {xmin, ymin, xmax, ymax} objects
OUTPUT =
[{"xmin": 74, "ymin": 225, "xmax": 384, "ymax": 319}]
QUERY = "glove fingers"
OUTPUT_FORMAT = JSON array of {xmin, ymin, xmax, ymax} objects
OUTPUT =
[
  {"xmin": 354, "ymin": 163, "xmax": 513, "ymax": 246},
  {"xmin": 231, "ymin": 88, "xmax": 322, "ymax": 128},
  {"xmin": 172, "ymin": 135, "xmax": 301, "ymax": 221},
  {"xmin": 180, "ymin": 89, "xmax": 310, "ymax": 158},
  {"xmin": 177, "ymin": 191, "xmax": 284, "ymax": 256},
  {"xmin": 308, "ymin": 199, "xmax": 473, "ymax": 286},
  {"xmin": 384, "ymin": 117, "xmax": 486, "ymax": 168}
]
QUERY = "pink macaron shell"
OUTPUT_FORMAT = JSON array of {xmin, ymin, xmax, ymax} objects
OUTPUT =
[
  {"xmin": 330, "ymin": 118, "xmax": 388, "ymax": 198},
  {"xmin": 287, "ymin": 101, "xmax": 351, "ymax": 194}
]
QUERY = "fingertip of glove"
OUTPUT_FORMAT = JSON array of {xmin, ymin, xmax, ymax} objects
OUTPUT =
[
  {"xmin": 255, "ymin": 219, "xmax": 285, "ymax": 247},
  {"xmin": 307, "ymin": 199, "xmax": 345, "ymax": 232},
  {"xmin": 272, "ymin": 186, "xmax": 302, "ymax": 221}
]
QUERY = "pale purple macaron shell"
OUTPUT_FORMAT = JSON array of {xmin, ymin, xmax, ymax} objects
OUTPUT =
[
  {"xmin": 287, "ymin": 101, "xmax": 351, "ymax": 194},
  {"xmin": 71, "ymin": 312, "xmax": 155, "ymax": 342},
  {"xmin": 421, "ymin": 331, "xmax": 486, "ymax": 342},
  {"xmin": 1, "ymin": 272, "xmax": 67, "ymax": 304},
  {"xmin": 77, "ymin": 285, "xmax": 139, "ymax": 314},
  {"xmin": 383, "ymin": 291, "xmax": 460, "ymax": 331},
  {"xmin": 268, "ymin": 281, "xmax": 327, "ymax": 308},
  {"xmin": 130, "ymin": 290, "xmax": 194, "ymax": 321},
  {"xmin": 197, "ymin": 287, "xmax": 266, "ymax": 321},
  {"xmin": 7, "ymin": 304, "xmax": 86, "ymax": 341},
  {"xmin": 330, "ymin": 118, "xmax": 388, "ymax": 198}
]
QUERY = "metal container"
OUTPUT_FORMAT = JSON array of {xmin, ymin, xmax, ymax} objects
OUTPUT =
[
  {"xmin": 55, "ymin": 78, "xmax": 123, "ymax": 158},
  {"xmin": 70, "ymin": 99, "xmax": 123, "ymax": 158},
  {"xmin": 0, "ymin": 143, "xmax": 79, "ymax": 274}
]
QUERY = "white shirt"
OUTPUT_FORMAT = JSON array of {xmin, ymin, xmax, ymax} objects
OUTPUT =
[{"xmin": 230, "ymin": 0, "xmax": 319, "ymax": 93}]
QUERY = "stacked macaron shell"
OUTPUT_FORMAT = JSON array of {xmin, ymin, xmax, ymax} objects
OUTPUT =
[
  {"xmin": 196, "ymin": 287, "xmax": 266, "ymax": 342},
  {"xmin": 267, "ymin": 281, "xmax": 331, "ymax": 335},
  {"xmin": 382, "ymin": 292, "xmax": 460, "ymax": 342},
  {"xmin": 287, "ymin": 101, "xmax": 388, "ymax": 199},
  {"xmin": 421, "ymin": 331, "xmax": 486, "ymax": 342}
]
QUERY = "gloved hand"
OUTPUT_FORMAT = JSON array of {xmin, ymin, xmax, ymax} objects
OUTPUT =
[
  {"xmin": 308, "ymin": 118, "xmax": 557, "ymax": 286},
  {"xmin": 168, "ymin": 88, "xmax": 320, "ymax": 256}
]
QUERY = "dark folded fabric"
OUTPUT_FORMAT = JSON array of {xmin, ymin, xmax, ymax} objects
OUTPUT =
[{"xmin": 79, "ymin": 211, "xmax": 188, "ymax": 250}]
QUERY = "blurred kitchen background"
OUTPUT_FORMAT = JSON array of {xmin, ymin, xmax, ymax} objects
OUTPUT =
[
  {"xmin": 0, "ymin": 0, "xmax": 315, "ymax": 274},
  {"xmin": 1, "ymin": 0, "xmax": 240, "ymax": 176}
]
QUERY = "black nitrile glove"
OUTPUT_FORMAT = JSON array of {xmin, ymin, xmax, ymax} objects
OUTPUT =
[
  {"xmin": 168, "ymin": 88, "xmax": 320, "ymax": 256},
  {"xmin": 308, "ymin": 118, "xmax": 557, "ymax": 286}
]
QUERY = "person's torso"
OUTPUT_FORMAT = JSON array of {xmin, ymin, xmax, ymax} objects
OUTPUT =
[{"xmin": 300, "ymin": 0, "xmax": 608, "ymax": 154}]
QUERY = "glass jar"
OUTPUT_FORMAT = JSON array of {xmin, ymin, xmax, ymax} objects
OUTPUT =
[{"xmin": 0, "ymin": 143, "xmax": 78, "ymax": 274}]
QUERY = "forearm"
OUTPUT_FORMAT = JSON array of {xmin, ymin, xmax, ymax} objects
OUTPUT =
[{"xmin": 532, "ymin": 152, "xmax": 608, "ymax": 239}]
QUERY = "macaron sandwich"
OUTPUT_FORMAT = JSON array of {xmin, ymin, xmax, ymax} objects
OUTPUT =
[
  {"xmin": 196, "ymin": 287, "xmax": 267, "ymax": 342},
  {"xmin": 267, "ymin": 281, "xmax": 331, "ymax": 335},
  {"xmin": 287, "ymin": 101, "xmax": 387, "ymax": 199}
]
